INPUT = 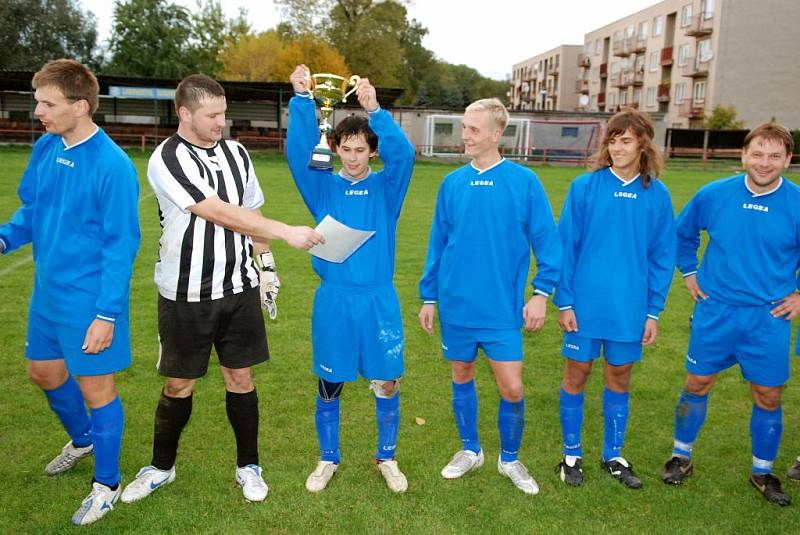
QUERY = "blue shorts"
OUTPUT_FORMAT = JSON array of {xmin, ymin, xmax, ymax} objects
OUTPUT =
[
  {"xmin": 561, "ymin": 332, "xmax": 642, "ymax": 365},
  {"xmin": 26, "ymin": 309, "xmax": 131, "ymax": 376},
  {"xmin": 312, "ymin": 283, "xmax": 404, "ymax": 382},
  {"xmin": 686, "ymin": 297, "xmax": 791, "ymax": 387},
  {"xmin": 439, "ymin": 322, "xmax": 523, "ymax": 362}
]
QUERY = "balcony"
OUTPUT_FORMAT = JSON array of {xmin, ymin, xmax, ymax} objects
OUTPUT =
[
  {"xmin": 578, "ymin": 53, "xmax": 591, "ymax": 68},
  {"xmin": 612, "ymin": 40, "xmax": 631, "ymax": 57},
  {"xmin": 632, "ymin": 69, "xmax": 644, "ymax": 86},
  {"xmin": 685, "ymin": 13, "xmax": 714, "ymax": 37},
  {"xmin": 633, "ymin": 36, "xmax": 648, "ymax": 53},
  {"xmin": 575, "ymin": 79, "xmax": 589, "ymax": 93},
  {"xmin": 623, "ymin": 35, "xmax": 637, "ymax": 54},
  {"xmin": 598, "ymin": 92, "xmax": 606, "ymax": 107},
  {"xmin": 657, "ymin": 83, "xmax": 671, "ymax": 102},
  {"xmin": 681, "ymin": 57, "xmax": 710, "ymax": 77},
  {"xmin": 610, "ymin": 72, "xmax": 628, "ymax": 88},
  {"xmin": 660, "ymin": 46, "xmax": 673, "ymax": 66},
  {"xmin": 679, "ymin": 99, "xmax": 705, "ymax": 118},
  {"xmin": 599, "ymin": 63, "xmax": 608, "ymax": 78}
]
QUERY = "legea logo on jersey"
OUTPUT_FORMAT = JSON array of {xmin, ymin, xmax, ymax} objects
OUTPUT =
[
  {"xmin": 56, "ymin": 157, "xmax": 75, "ymax": 168},
  {"xmin": 742, "ymin": 202, "xmax": 769, "ymax": 213},
  {"xmin": 320, "ymin": 364, "xmax": 333, "ymax": 373},
  {"xmin": 345, "ymin": 189, "xmax": 369, "ymax": 196},
  {"xmin": 686, "ymin": 355, "xmax": 697, "ymax": 365},
  {"xmin": 470, "ymin": 180, "xmax": 494, "ymax": 186},
  {"xmin": 565, "ymin": 343, "xmax": 580, "ymax": 351},
  {"xmin": 614, "ymin": 191, "xmax": 637, "ymax": 199}
]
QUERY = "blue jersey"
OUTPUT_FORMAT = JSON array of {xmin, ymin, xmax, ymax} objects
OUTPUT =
[
  {"xmin": 286, "ymin": 96, "xmax": 415, "ymax": 287},
  {"xmin": 554, "ymin": 167, "xmax": 676, "ymax": 342},
  {"xmin": 419, "ymin": 159, "xmax": 562, "ymax": 329},
  {"xmin": 0, "ymin": 129, "xmax": 140, "ymax": 327},
  {"xmin": 676, "ymin": 175, "xmax": 800, "ymax": 306}
]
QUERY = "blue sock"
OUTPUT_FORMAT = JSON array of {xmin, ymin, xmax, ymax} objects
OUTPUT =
[
  {"xmin": 672, "ymin": 390, "xmax": 709, "ymax": 458},
  {"xmin": 452, "ymin": 380, "xmax": 480, "ymax": 454},
  {"xmin": 315, "ymin": 396, "xmax": 340, "ymax": 464},
  {"xmin": 44, "ymin": 375, "xmax": 92, "ymax": 448},
  {"xmin": 89, "ymin": 396, "xmax": 124, "ymax": 487},
  {"xmin": 375, "ymin": 392, "xmax": 400, "ymax": 460},
  {"xmin": 560, "ymin": 388, "xmax": 584, "ymax": 457},
  {"xmin": 602, "ymin": 387, "xmax": 629, "ymax": 462},
  {"xmin": 498, "ymin": 397, "xmax": 525, "ymax": 463},
  {"xmin": 751, "ymin": 404, "xmax": 782, "ymax": 475}
]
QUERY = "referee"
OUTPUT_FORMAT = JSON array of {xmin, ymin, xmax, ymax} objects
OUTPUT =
[{"xmin": 122, "ymin": 74, "xmax": 322, "ymax": 503}]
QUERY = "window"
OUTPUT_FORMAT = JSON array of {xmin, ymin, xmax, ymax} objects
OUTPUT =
[
  {"xmin": 620, "ymin": 90, "xmax": 629, "ymax": 106},
  {"xmin": 678, "ymin": 44, "xmax": 691, "ymax": 65},
  {"xmin": 693, "ymin": 81, "xmax": 707, "ymax": 102},
  {"xmin": 635, "ymin": 55, "xmax": 645, "ymax": 72},
  {"xmin": 646, "ymin": 87, "xmax": 656, "ymax": 107},
  {"xmin": 611, "ymin": 62, "xmax": 620, "ymax": 75},
  {"xmin": 561, "ymin": 127, "xmax": 579, "ymax": 138},
  {"xmin": 626, "ymin": 25, "xmax": 635, "ymax": 38},
  {"xmin": 653, "ymin": 15, "xmax": 664, "ymax": 36},
  {"xmin": 595, "ymin": 38, "xmax": 602, "ymax": 55},
  {"xmin": 703, "ymin": 0, "xmax": 715, "ymax": 19},
  {"xmin": 613, "ymin": 31, "xmax": 621, "ymax": 45},
  {"xmin": 591, "ymin": 95, "xmax": 597, "ymax": 110},
  {"xmin": 609, "ymin": 91, "xmax": 617, "ymax": 108},
  {"xmin": 675, "ymin": 82, "xmax": 686, "ymax": 104},
  {"xmin": 681, "ymin": 4, "xmax": 693, "ymax": 27},
  {"xmin": 698, "ymin": 39, "xmax": 713, "ymax": 62},
  {"xmin": 639, "ymin": 20, "xmax": 649, "ymax": 39},
  {"xmin": 649, "ymin": 51, "xmax": 659, "ymax": 71},
  {"xmin": 633, "ymin": 88, "xmax": 642, "ymax": 105}
]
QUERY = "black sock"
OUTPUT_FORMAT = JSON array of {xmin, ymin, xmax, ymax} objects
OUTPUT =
[
  {"xmin": 226, "ymin": 389, "xmax": 260, "ymax": 467},
  {"xmin": 151, "ymin": 392, "xmax": 192, "ymax": 471}
]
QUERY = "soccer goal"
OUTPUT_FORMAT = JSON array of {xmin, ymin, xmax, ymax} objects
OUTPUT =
[
  {"xmin": 422, "ymin": 114, "xmax": 530, "ymax": 157},
  {"xmin": 528, "ymin": 119, "xmax": 603, "ymax": 163}
]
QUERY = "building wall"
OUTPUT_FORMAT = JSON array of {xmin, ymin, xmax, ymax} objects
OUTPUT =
[{"xmin": 510, "ymin": 45, "xmax": 582, "ymax": 111}]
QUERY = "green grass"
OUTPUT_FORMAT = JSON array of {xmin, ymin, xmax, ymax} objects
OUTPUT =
[{"xmin": 0, "ymin": 145, "xmax": 799, "ymax": 534}]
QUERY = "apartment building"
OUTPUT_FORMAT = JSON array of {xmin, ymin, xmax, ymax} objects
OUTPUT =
[
  {"xmin": 512, "ymin": 0, "xmax": 800, "ymax": 129},
  {"xmin": 509, "ymin": 45, "xmax": 581, "ymax": 111}
]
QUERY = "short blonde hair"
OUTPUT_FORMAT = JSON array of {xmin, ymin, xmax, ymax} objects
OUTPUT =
[{"xmin": 465, "ymin": 98, "xmax": 509, "ymax": 130}]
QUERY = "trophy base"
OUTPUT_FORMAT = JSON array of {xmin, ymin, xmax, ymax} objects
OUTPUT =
[{"xmin": 309, "ymin": 147, "xmax": 334, "ymax": 170}]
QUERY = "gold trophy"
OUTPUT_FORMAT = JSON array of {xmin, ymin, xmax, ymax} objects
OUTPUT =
[{"xmin": 308, "ymin": 73, "xmax": 361, "ymax": 170}]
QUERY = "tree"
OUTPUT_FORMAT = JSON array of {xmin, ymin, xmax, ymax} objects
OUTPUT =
[
  {"xmin": 0, "ymin": 0, "xmax": 99, "ymax": 70},
  {"xmin": 704, "ymin": 104, "xmax": 745, "ymax": 130},
  {"xmin": 106, "ymin": 0, "xmax": 241, "ymax": 78},
  {"xmin": 219, "ymin": 31, "xmax": 349, "ymax": 82},
  {"xmin": 274, "ymin": 0, "xmax": 334, "ymax": 35}
]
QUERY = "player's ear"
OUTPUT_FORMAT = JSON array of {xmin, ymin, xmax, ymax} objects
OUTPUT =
[{"xmin": 177, "ymin": 105, "xmax": 192, "ymax": 122}]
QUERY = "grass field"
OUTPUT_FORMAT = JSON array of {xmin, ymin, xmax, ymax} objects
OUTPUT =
[{"xmin": 0, "ymin": 145, "xmax": 799, "ymax": 534}]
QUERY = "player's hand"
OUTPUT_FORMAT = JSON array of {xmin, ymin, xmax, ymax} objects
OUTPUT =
[
  {"xmin": 284, "ymin": 226, "xmax": 324, "ymax": 250},
  {"xmin": 290, "ymin": 64, "xmax": 311, "ymax": 93},
  {"xmin": 642, "ymin": 318, "xmax": 659, "ymax": 346},
  {"xmin": 355, "ymin": 78, "xmax": 379, "ymax": 113},
  {"xmin": 683, "ymin": 274, "xmax": 708, "ymax": 302},
  {"xmin": 419, "ymin": 304, "xmax": 435, "ymax": 335},
  {"xmin": 522, "ymin": 295, "xmax": 547, "ymax": 332},
  {"xmin": 771, "ymin": 292, "xmax": 800, "ymax": 320},
  {"xmin": 82, "ymin": 319, "xmax": 115, "ymax": 354},
  {"xmin": 256, "ymin": 250, "xmax": 280, "ymax": 320},
  {"xmin": 558, "ymin": 309, "xmax": 579, "ymax": 332}
]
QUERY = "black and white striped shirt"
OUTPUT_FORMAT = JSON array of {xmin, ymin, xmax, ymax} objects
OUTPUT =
[{"xmin": 148, "ymin": 134, "xmax": 265, "ymax": 302}]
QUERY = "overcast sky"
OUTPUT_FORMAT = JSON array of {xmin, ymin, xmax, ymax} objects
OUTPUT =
[{"xmin": 79, "ymin": 0, "xmax": 660, "ymax": 80}]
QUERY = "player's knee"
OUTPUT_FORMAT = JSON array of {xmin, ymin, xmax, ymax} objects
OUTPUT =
[
  {"xmin": 221, "ymin": 367, "xmax": 254, "ymax": 393},
  {"xmin": 684, "ymin": 373, "xmax": 715, "ymax": 395},
  {"xmin": 451, "ymin": 362, "xmax": 476, "ymax": 383},
  {"xmin": 318, "ymin": 378, "xmax": 344, "ymax": 401},
  {"xmin": 370, "ymin": 378, "xmax": 400, "ymax": 399},
  {"xmin": 164, "ymin": 378, "xmax": 195, "ymax": 398},
  {"xmin": 27, "ymin": 361, "xmax": 68, "ymax": 390},
  {"xmin": 563, "ymin": 360, "xmax": 592, "ymax": 392},
  {"xmin": 753, "ymin": 386, "xmax": 782, "ymax": 411},
  {"xmin": 499, "ymin": 381, "xmax": 523, "ymax": 402}
]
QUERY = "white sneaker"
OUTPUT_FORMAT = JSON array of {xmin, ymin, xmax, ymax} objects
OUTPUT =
[
  {"xmin": 498, "ymin": 457, "xmax": 540, "ymax": 495},
  {"xmin": 71, "ymin": 481, "xmax": 121, "ymax": 526},
  {"xmin": 305, "ymin": 460, "xmax": 339, "ymax": 492},
  {"xmin": 45, "ymin": 440, "xmax": 93, "ymax": 475},
  {"xmin": 236, "ymin": 464, "xmax": 268, "ymax": 502},
  {"xmin": 377, "ymin": 459, "xmax": 408, "ymax": 493},
  {"xmin": 441, "ymin": 449, "xmax": 484, "ymax": 479},
  {"xmin": 120, "ymin": 465, "xmax": 176, "ymax": 503}
]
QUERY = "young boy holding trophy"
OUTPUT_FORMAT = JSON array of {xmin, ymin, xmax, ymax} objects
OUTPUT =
[{"xmin": 286, "ymin": 65, "xmax": 416, "ymax": 493}]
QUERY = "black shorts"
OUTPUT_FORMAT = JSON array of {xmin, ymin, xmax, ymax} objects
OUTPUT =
[{"xmin": 157, "ymin": 287, "xmax": 269, "ymax": 379}]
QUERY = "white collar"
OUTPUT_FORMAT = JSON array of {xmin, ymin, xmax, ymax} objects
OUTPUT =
[
  {"xmin": 338, "ymin": 167, "xmax": 372, "ymax": 185},
  {"xmin": 745, "ymin": 175, "xmax": 783, "ymax": 197},
  {"xmin": 62, "ymin": 126, "xmax": 100, "ymax": 151},
  {"xmin": 471, "ymin": 158, "xmax": 505, "ymax": 175},
  {"xmin": 609, "ymin": 166, "xmax": 640, "ymax": 186}
]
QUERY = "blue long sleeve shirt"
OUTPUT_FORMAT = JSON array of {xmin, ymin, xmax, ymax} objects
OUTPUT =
[
  {"xmin": 286, "ymin": 96, "xmax": 415, "ymax": 287},
  {"xmin": 0, "ymin": 130, "xmax": 140, "ymax": 327},
  {"xmin": 676, "ymin": 174, "xmax": 800, "ymax": 306},
  {"xmin": 419, "ymin": 159, "xmax": 562, "ymax": 329},
  {"xmin": 553, "ymin": 167, "xmax": 676, "ymax": 342}
]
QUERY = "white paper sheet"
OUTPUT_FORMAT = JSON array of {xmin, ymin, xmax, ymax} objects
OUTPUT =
[{"xmin": 308, "ymin": 215, "xmax": 375, "ymax": 263}]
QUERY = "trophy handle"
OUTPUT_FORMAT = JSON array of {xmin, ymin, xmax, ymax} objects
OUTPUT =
[{"xmin": 342, "ymin": 75, "xmax": 361, "ymax": 102}]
